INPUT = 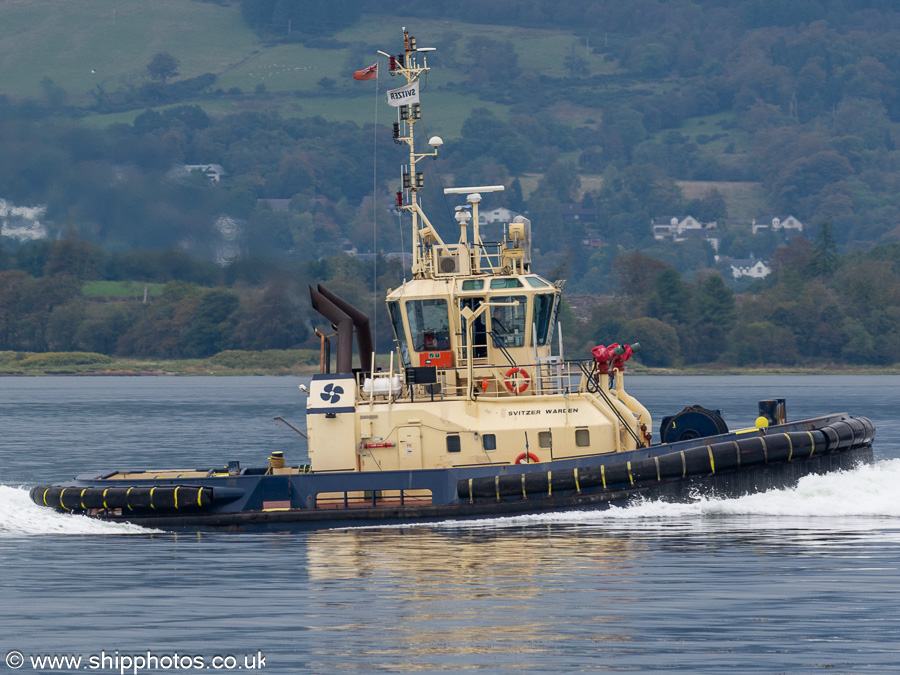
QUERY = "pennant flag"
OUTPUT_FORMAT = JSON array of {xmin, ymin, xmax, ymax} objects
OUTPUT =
[
  {"xmin": 386, "ymin": 81, "xmax": 419, "ymax": 107},
  {"xmin": 353, "ymin": 63, "xmax": 378, "ymax": 81}
]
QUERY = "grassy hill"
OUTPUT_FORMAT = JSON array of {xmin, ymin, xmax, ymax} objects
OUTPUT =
[
  {"xmin": 0, "ymin": 2, "xmax": 612, "ymax": 136},
  {"xmin": 0, "ymin": 1, "xmax": 256, "ymax": 100}
]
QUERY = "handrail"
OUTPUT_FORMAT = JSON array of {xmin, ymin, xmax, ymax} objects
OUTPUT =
[{"xmin": 579, "ymin": 361, "xmax": 643, "ymax": 447}]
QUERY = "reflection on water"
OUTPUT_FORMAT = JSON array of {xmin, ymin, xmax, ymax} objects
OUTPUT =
[{"xmin": 2, "ymin": 376, "xmax": 900, "ymax": 673}]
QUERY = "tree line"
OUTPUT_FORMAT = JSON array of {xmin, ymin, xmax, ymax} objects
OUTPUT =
[{"xmin": 563, "ymin": 226, "xmax": 900, "ymax": 368}]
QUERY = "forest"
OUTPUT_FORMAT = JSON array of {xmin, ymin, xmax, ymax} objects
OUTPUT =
[{"xmin": 1, "ymin": 0, "xmax": 900, "ymax": 367}]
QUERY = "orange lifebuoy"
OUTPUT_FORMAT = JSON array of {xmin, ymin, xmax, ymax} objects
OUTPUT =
[
  {"xmin": 515, "ymin": 452, "xmax": 540, "ymax": 464},
  {"xmin": 504, "ymin": 367, "xmax": 530, "ymax": 393}
]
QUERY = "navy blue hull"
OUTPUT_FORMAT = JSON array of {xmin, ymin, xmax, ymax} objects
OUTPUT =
[{"xmin": 31, "ymin": 414, "xmax": 875, "ymax": 532}]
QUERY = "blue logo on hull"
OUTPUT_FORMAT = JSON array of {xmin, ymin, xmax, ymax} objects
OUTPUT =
[{"xmin": 321, "ymin": 383, "xmax": 344, "ymax": 404}]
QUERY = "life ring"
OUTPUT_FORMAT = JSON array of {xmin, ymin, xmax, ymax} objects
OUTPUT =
[
  {"xmin": 504, "ymin": 367, "xmax": 530, "ymax": 393},
  {"xmin": 515, "ymin": 452, "xmax": 540, "ymax": 464}
]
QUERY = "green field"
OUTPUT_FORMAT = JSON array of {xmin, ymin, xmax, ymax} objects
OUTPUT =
[
  {"xmin": 0, "ymin": 0, "xmax": 257, "ymax": 99},
  {"xmin": 0, "ymin": 3, "xmax": 616, "ymax": 138}
]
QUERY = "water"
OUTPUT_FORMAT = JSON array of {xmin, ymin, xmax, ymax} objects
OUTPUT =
[{"xmin": 2, "ymin": 375, "xmax": 900, "ymax": 673}]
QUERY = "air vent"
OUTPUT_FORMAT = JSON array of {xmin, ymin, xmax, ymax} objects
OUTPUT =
[{"xmin": 438, "ymin": 254, "xmax": 459, "ymax": 274}]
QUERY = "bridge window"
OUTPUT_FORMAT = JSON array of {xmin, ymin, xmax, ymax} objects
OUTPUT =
[
  {"xmin": 482, "ymin": 434, "xmax": 496, "ymax": 451},
  {"xmin": 491, "ymin": 278, "xmax": 523, "ymax": 289},
  {"xmin": 462, "ymin": 279, "xmax": 484, "ymax": 291},
  {"xmin": 490, "ymin": 295, "xmax": 527, "ymax": 348},
  {"xmin": 538, "ymin": 431, "xmax": 552, "ymax": 449},
  {"xmin": 575, "ymin": 428, "xmax": 590, "ymax": 447},
  {"xmin": 446, "ymin": 435, "xmax": 461, "ymax": 453},
  {"xmin": 533, "ymin": 294, "xmax": 554, "ymax": 346},
  {"xmin": 388, "ymin": 301, "xmax": 410, "ymax": 368},
  {"xmin": 406, "ymin": 299, "xmax": 450, "ymax": 352}
]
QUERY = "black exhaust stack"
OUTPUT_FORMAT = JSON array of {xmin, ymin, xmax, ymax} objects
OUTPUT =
[{"xmin": 308, "ymin": 284, "xmax": 374, "ymax": 374}]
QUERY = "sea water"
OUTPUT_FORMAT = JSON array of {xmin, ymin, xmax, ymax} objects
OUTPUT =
[{"xmin": 1, "ymin": 375, "xmax": 899, "ymax": 673}]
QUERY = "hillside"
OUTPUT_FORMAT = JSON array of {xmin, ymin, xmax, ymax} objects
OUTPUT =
[{"xmin": 2, "ymin": 1, "xmax": 900, "ymax": 368}]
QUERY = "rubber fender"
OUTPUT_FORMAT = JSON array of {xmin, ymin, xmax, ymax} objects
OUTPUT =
[
  {"xmin": 683, "ymin": 445, "xmax": 714, "ymax": 474},
  {"xmin": 660, "ymin": 405, "xmax": 728, "ymax": 444},
  {"xmin": 30, "ymin": 485, "xmax": 216, "ymax": 513},
  {"xmin": 762, "ymin": 433, "xmax": 793, "ymax": 463},
  {"xmin": 630, "ymin": 457, "xmax": 660, "ymax": 483},
  {"xmin": 523, "ymin": 471, "xmax": 550, "ymax": 494},
  {"xmin": 738, "ymin": 435, "xmax": 768, "ymax": 466},
  {"xmin": 602, "ymin": 461, "xmax": 632, "ymax": 487},
  {"xmin": 656, "ymin": 451, "xmax": 686, "ymax": 479},
  {"xmin": 710, "ymin": 440, "xmax": 741, "ymax": 472}
]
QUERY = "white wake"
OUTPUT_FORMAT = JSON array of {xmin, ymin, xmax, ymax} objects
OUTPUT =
[
  {"xmin": 0, "ymin": 485, "xmax": 155, "ymax": 536},
  {"xmin": 349, "ymin": 459, "xmax": 900, "ymax": 532}
]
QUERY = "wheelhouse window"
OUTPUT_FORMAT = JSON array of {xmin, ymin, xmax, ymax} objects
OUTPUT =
[
  {"xmin": 388, "ymin": 301, "xmax": 410, "ymax": 368},
  {"xmin": 532, "ymin": 294, "xmax": 555, "ymax": 346},
  {"xmin": 490, "ymin": 295, "xmax": 527, "ymax": 348},
  {"xmin": 406, "ymin": 299, "xmax": 451, "ymax": 352},
  {"xmin": 490, "ymin": 278, "xmax": 523, "ymax": 289}
]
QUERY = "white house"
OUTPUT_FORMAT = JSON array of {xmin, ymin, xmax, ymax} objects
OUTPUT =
[
  {"xmin": 480, "ymin": 207, "xmax": 516, "ymax": 225},
  {"xmin": 727, "ymin": 257, "xmax": 772, "ymax": 279},
  {"xmin": 752, "ymin": 215, "xmax": 803, "ymax": 235},
  {"xmin": 652, "ymin": 215, "xmax": 717, "ymax": 241},
  {"xmin": 185, "ymin": 164, "xmax": 227, "ymax": 183}
]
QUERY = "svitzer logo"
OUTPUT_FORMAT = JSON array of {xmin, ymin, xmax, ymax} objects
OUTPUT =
[{"xmin": 321, "ymin": 383, "xmax": 344, "ymax": 404}]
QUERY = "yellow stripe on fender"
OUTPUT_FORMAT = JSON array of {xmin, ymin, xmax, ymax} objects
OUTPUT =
[
  {"xmin": 174, "ymin": 486, "xmax": 179, "ymax": 510},
  {"xmin": 59, "ymin": 488, "xmax": 69, "ymax": 512},
  {"xmin": 707, "ymin": 445, "xmax": 715, "ymax": 474},
  {"xmin": 125, "ymin": 487, "xmax": 134, "ymax": 511},
  {"xmin": 149, "ymin": 486, "xmax": 156, "ymax": 510},
  {"xmin": 42, "ymin": 488, "xmax": 50, "ymax": 507}
]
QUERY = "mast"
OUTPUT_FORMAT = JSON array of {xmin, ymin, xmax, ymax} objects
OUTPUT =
[{"xmin": 382, "ymin": 29, "xmax": 442, "ymax": 278}]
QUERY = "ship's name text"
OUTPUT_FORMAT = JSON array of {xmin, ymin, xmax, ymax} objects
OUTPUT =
[{"xmin": 508, "ymin": 408, "xmax": 578, "ymax": 416}]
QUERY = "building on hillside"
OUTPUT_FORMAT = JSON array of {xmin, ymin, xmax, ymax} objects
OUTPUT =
[
  {"xmin": 338, "ymin": 238, "xmax": 357, "ymax": 256},
  {"xmin": 480, "ymin": 207, "xmax": 517, "ymax": 224},
  {"xmin": 721, "ymin": 255, "xmax": 772, "ymax": 280},
  {"xmin": 185, "ymin": 164, "xmax": 227, "ymax": 183},
  {"xmin": 652, "ymin": 215, "xmax": 717, "ymax": 239},
  {"xmin": 581, "ymin": 230, "xmax": 604, "ymax": 248},
  {"xmin": 652, "ymin": 215, "xmax": 718, "ymax": 250},
  {"xmin": 561, "ymin": 203, "xmax": 598, "ymax": 226},
  {"xmin": 752, "ymin": 215, "xmax": 803, "ymax": 235}
]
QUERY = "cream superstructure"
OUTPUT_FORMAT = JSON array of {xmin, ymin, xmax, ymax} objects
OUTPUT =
[{"xmin": 305, "ymin": 30, "xmax": 651, "ymax": 474}]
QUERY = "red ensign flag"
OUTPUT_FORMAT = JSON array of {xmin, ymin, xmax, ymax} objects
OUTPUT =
[{"xmin": 353, "ymin": 63, "xmax": 378, "ymax": 81}]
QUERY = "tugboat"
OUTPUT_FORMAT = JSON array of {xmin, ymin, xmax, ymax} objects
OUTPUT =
[{"xmin": 30, "ymin": 30, "xmax": 875, "ymax": 532}]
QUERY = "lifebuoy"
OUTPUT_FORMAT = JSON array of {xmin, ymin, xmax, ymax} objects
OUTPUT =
[
  {"xmin": 515, "ymin": 452, "xmax": 540, "ymax": 464},
  {"xmin": 504, "ymin": 367, "xmax": 530, "ymax": 393}
]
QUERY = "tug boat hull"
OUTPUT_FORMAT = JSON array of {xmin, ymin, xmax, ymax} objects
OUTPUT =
[{"xmin": 31, "ymin": 414, "xmax": 874, "ymax": 532}]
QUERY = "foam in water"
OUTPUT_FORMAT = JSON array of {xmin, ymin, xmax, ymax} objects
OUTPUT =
[
  {"xmin": 346, "ymin": 459, "xmax": 900, "ymax": 531},
  {"xmin": 0, "ymin": 486, "xmax": 157, "ymax": 536}
]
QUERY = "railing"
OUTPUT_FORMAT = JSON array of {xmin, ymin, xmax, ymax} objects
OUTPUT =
[{"xmin": 357, "ymin": 359, "xmax": 592, "ymax": 403}]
